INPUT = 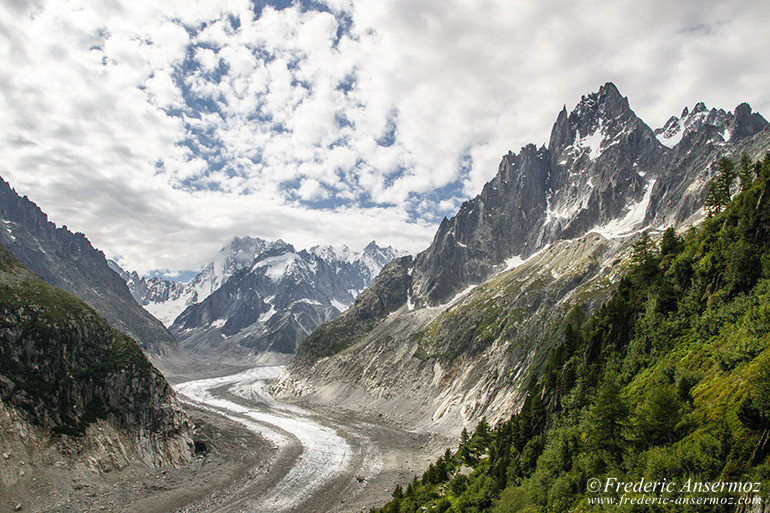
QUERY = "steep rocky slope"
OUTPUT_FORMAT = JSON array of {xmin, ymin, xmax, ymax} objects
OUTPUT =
[
  {"xmin": 0, "ymin": 244, "xmax": 192, "ymax": 485},
  {"xmin": 370, "ymin": 159, "xmax": 770, "ymax": 513},
  {"xmin": 0, "ymin": 177, "xmax": 179, "ymax": 357},
  {"xmin": 275, "ymin": 83, "xmax": 770, "ymax": 434}
]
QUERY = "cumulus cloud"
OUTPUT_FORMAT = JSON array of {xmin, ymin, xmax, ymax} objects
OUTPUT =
[{"xmin": 1, "ymin": 0, "xmax": 769, "ymax": 275}]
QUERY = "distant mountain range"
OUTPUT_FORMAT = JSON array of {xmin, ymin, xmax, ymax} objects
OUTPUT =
[{"xmin": 111, "ymin": 238, "xmax": 405, "ymax": 364}]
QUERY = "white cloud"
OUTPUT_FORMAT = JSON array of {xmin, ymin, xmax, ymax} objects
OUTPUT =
[
  {"xmin": 1, "ymin": 0, "xmax": 769, "ymax": 275},
  {"xmin": 297, "ymin": 178, "xmax": 328, "ymax": 201}
]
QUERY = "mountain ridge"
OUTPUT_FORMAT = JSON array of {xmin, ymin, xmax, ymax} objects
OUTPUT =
[
  {"xmin": 0, "ymin": 177, "xmax": 180, "ymax": 358},
  {"xmin": 0, "ymin": 243, "xmax": 192, "ymax": 474}
]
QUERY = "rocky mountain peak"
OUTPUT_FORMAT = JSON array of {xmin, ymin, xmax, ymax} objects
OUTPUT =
[
  {"xmin": 654, "ymin": 101, "xmax": 767, "ymax": 148},
  {"xmin": 692, "ymin": 101, "xmax": 708, "ymax": 114},
  {"xmin": 574, "ymin": 81, "xmax": 629, "ymax": 118},
  {"xmin": 547, "ymin": 106, "xmax": 573, "ymax": 157},
  {"xmin": 549, "ymin": 82, "xmax": 649, "ymax": 165},
  {"xmin": 413, "ymin": 83, "xmax": 764, "ymax": 307},
  {"xmin": 731, "ymin": 102, "xmax": 768, "ymax": 140},
  {"xmin": 363, "ymin": 240, "xmax": 381, "ymax": 253}
]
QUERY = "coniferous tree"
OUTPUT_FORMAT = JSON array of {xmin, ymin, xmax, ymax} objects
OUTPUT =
[
  {"xmin": 738, "ymin": 152, "xmax": 754, "ymax": 191},
  {"xmin": 460, "ymin": 427, "xmax": 470, "ymax": 445},
  {"xmin": 704, "ymin": 157, "xmax": 737, "ymax": 216},
  {"xmin": 587, "ymin": 373, "xmax": 630, "ymax": 465},
  {"xmin": 659, "ymin": 226, "xmax": 681, "ymax": 257},
  {"xmin": 631, "ymin": 230, "xmax": 655, "ymax": 265},
  {"xmin": 635, "ymin": 385, "xmax": 682, "ymax": 446}
]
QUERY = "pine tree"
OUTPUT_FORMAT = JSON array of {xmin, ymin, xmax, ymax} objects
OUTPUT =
[
  {"xmin": 475, "ymin": 417, "xmax": 490, "ymax": 442},
  {"xmin": 460, "ymin": 427, "xmax": 470, "ymax": 445},
  {"xmin": 738, "ymin": 152, "xmax": 754, "ymax": 191},
  {"xmin": 704, "ymin": 157, "xmax": 737, "ymax": 216},
  {"xmin": 631, "ymin": 230, "xmax": 655, "ymax": 266},
  {"xmin": 587, "ymin": 373, "xmax": 630, "ymax": 465},
  {"xmin": 704, "ymin": 179, "xmax": 722, "ymax": 217},
  {"xmin": 659, "ymin": 226, "xmax": 681, "ymax": 257}
]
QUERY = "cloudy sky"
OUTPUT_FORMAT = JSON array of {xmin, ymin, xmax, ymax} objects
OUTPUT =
[{"xmin": 1, "ymin": 0, "xmax": 769, "ymax": 277}]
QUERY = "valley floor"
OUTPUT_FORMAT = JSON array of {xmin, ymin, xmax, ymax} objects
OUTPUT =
[
  {"xmin": 3, "ymin": 365, "xmax": 451, "ymax": 513},
  {"xmin": 171, "ymin": 365, "xmax": 452, "ymax": 513}
]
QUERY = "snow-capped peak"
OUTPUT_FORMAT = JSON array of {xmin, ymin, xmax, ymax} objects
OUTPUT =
[
  {"xmin": 309, "ymin": 243, "xmax": 355, "ymax": 263},
  {"xmin": 654, "ymin": 102, "xmax": 729, "ymax": 148},
  {"xmin": 251, "ymin": 252, "xmax": 307, "ymax": 282},
  {"xmin": 116, "ymin": 236, "xmax": 406, "ymax": 328}
]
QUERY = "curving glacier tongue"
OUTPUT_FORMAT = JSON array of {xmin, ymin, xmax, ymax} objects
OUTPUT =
[{"xmin": 174, "ymin": 366, "xmax": 356, "ymax": 512}]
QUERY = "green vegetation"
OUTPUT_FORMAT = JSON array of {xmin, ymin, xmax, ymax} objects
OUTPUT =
[
  {"xmin": 370, "ymin": 154, "xmax": 770, "ymax": 512},
  {"xmin": 0, "ymin": 245, "xmax": 158, "ymax": 437}
]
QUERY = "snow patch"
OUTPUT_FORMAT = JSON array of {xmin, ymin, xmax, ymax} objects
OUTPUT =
[
  {"xmin": 657, "ymin": 128, "xmax": 683, "ymax": 148},
  {"xmin": 504, "ymin": 255, "xmax": 525, "ymax": 270},
  {"xmin": 252, "ymin": 253, "xmax": 301, "ymax": 282},
  {"xmin": 330, "ymin": 299, "xmax": 349, "ymax": 312},
  {"xmin": 144, "ymin": 295, "xmax": 193, "ymax": 327},
  {"xmin": 444, "ymin": 285, "xmax": 477, "ymax": 308},
  {"xmin": 502, "ymin": 247, "xmax": 547, "ymax": 273},
  {"xmin": 259, "ymin": 305, "xmax": 277, "ymax": 323},
  {"xmin": 574, "ymin": 119, "xmax": 606, "ymax": 161},
  {"xmin": 591, "ymin": 179, "xmax": 656, "ymax": 238},
  {"xmin": 295, "ymin": 298, "xmax": 322, "ymax": 306}
]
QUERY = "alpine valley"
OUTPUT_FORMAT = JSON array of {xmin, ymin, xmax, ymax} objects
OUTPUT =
[{"xmin": 2, "ymin": 82, "xmax": 770, "ymax": 513}]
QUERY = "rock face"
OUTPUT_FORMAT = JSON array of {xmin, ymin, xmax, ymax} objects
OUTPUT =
[
  {"xmin": 0, "ymin": 177, "xmax": 180, "ymax": 358},
  {"xmin": 114, "ymin": 238, "xmax": 405, "ymax": 364},
  {"xmin": 654, "ymin": 101, "xmax": 768, "ymax": 147},
  {"xmin": 0, "ymin": 244, "xmax": 192, "ymax": 470},
  {"xmin": 295, "ymin": 255, "xmax": 414, "ymax": 362},
  {"xmin": 277, "ymin": 82, "xmax": 770, "ymax": 433}
]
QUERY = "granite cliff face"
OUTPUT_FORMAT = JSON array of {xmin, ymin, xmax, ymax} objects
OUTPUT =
[
  {"xmin": 277, "ymin": 83, "xmax": 770, "ymax": 433},
  {"xmin": 0, "ymin": 177, "xmax": 179, "ymax": 358},
  {"xmin": 0, "ymin": 245, "xmax": 192, "ymax": 473}
]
